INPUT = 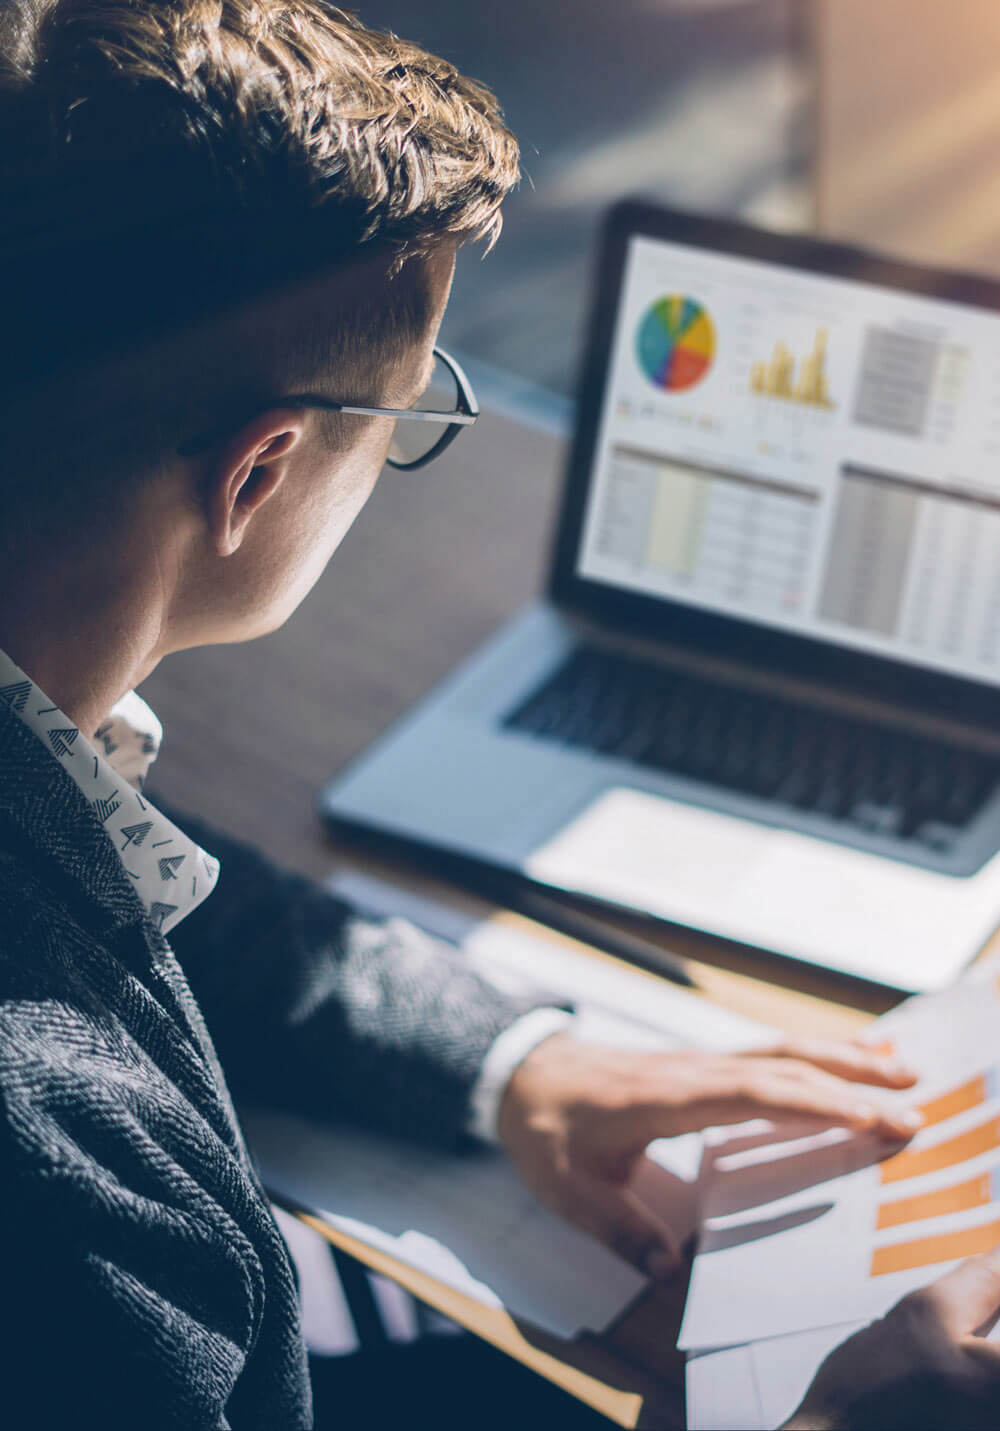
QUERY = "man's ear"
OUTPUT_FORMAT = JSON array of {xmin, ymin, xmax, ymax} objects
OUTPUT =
[{"xmin": 205, "ymin": 410, "xmax": 307, "ymax": 557}]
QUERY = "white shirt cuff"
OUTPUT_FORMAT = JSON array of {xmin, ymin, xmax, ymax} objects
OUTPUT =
[{"xmin": 466, "ymin": 1008, "xmax": 575, "ymax": 1144}]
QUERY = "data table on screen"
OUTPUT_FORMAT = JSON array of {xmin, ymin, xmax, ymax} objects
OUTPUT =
[
  {"xmin": 817, "ymin": 464, "xmax": 1000, "ymax": 667},
  {"xmin": 593, "ymin": 446, "xmax": 818, "ymax": 616}
]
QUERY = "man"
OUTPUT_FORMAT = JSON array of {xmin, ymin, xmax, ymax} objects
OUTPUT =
[{"xmin": 0, "ymin": 2, "xmax": 996, "ymax": 1427}]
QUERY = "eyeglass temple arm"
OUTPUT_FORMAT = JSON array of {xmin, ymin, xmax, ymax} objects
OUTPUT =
[{"xmin": 177, "ymin": 346, "xmax": 478, "ymax": 457}]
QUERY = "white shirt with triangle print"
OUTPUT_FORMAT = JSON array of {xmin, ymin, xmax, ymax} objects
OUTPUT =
[{"xmin": 0, "ymin": 648, "xmax": 219, "ymax": 936}]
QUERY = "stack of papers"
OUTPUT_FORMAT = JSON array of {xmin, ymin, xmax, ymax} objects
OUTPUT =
[
  {"xmin": 684, "ymin": 960, "xmax": 1000, "ymax": 1429},
  {"xmin": 247, "ymin": 1109, "xmax": 649, "ymax": 1338},
  {"xmin": 247, "ymin": 870, "xmax": 771, "ymax": 1340}
]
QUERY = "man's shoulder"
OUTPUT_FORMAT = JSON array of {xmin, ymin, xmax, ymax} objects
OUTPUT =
[
  {"xmin": 0, "ymin": 847, "xmax": 156, "ymax": 1171},
  {"xmin": 0, "ymin": 858, "xmax": 258, "ymax": 1253},
  {"xmin": 0, "ymin": 840, "xmax": 121, "ymax": 1006},
  {"xmin": 0, "ymin": 840, "xmax": 79, "ymax": 932},
  {"xmin": 0, "ymin": 843, "xmax": 221, "ymax": 1189}
]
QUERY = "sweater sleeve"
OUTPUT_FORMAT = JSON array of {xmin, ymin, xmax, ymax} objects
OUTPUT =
[{"xmin": 153, "ymin": 799, "xmax": 553, "ymax": 1147}]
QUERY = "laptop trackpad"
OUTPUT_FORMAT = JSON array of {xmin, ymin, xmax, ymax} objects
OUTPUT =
[{"xmin": 524, "ymin": 787, "xmax": 1000, "ymax": 991}]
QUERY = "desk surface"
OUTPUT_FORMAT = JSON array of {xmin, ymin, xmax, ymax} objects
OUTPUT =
[{"xmin": 141, "ymin": 406, "xmax": 995, "ymax": 1427}]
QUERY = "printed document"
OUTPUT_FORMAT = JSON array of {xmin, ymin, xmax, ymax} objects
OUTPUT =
[{"xmin": 247, "ymin": 870, "xmax": 770, "ymax": 1339}]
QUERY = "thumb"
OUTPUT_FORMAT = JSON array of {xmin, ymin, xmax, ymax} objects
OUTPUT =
[
  {"xmin": 567, "ymin": 1175, "xmax": 682, "ymax": 1279},
  {"xmin": 907, "ymin": 1247, "xmax": 1000, "ymax": 1337}
]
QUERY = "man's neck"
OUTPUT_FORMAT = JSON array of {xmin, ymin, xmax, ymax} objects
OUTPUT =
[{"xmin": 0, "ymin": 547, "xmax": 169, "ymax": 738}]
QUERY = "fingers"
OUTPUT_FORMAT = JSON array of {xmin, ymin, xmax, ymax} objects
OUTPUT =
[
  {"xmin": 902, "ymin": 1247, "xmax": 1000, "ymax": 1338},
  {"xmin": 751, "ymin": 1036, "xmax": 918, "ymax": 1089},
  {"xmin": 564, "ymin": 1173, "xmax": 682, "ymax": 1280},
  {"xmin": 666, "ymin": 1061, "xmax": 923, "ymax": 1141}
]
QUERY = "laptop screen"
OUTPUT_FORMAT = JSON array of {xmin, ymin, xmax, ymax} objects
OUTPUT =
[{"xmin": 576, "ymin": 232, "xmax": 1000, "ymax": 690}]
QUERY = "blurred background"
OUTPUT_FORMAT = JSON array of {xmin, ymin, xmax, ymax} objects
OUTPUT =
[{"xmin": 361, "ymin": 0, "xmax": 1000, "ymax": 423}]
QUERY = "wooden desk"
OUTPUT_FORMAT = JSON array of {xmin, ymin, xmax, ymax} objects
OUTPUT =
[{"xmin": 142, "ymin": 406, "xmax": 992, "ymax": 1426}]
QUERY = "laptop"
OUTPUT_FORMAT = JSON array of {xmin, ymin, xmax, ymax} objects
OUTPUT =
[{"xmin": 320, "ymin": 199, "xmax": 1000, "ymax": 994}]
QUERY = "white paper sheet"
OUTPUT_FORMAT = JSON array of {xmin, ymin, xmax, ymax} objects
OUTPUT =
[
  {"xmin": 249, "ymin": 1108, "xmax": 648, "ymax": 1337},
  {"xmin": 685, "ymin": 1322, "xmax": 868, "ymax": 1431},
  {"xmin": 686, "ymin": 1342, "xmax": 766, "ymax": 1431},
  {"xmin": 271, "ymin": 1204, "xmax": 362, "ymax": 1356},
  {"xmin": 688, "ymin": 1311, "xmax": 1000, "ymax": 1430},
  {"xmin": 681, "ymin": 975, "xmax": 1000, "ymax": 1350}
]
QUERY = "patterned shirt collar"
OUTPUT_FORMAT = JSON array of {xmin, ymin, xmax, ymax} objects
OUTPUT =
[{"xmin": 0, "ymin": 648, "xmax": 218, "ymax": 936}]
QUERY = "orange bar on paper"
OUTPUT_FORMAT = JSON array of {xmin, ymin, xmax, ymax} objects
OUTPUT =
[
  {"xmin": 877, "ymin": 1173, "xmax": 991, "ymax": 1230},
  {"xmin": 918, "ymin": 1075, "xmax": 988, "ymax": 1128},
  {"xmin": 871, "ymin": 1220, "xmax": 1000, "ymax": 1277},
  {"xmin": 880, "ymin": 1118, "xmax": 1000, "ymax": 1185}
]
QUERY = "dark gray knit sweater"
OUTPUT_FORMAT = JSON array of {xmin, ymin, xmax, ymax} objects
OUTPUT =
[{"xmin": 0, "ymin": 696, "xmax": 540, "ymax": 1428}]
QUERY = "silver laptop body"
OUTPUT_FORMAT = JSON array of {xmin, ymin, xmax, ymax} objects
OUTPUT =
[{"xmin": 321, "ymin": 202, "xmax": 1000, "ymax": 993}]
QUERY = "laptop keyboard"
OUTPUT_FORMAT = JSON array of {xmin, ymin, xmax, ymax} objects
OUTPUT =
[{"xmin": 503, "ymin": 646, "xmax": 1000, "ymax": 853}]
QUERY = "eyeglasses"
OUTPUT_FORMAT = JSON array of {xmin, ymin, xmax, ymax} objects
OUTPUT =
[{"xmin": 176, "ymin": 344, "xmax": 479, "ymax": 470}]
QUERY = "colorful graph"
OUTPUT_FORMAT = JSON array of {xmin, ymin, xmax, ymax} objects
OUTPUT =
[
  {"xmin": 636, "ymin": 296, "xmax": 716, "ymax": 393},
  {"xmin": 880, "ymin": 1116, "xmax": 1000, "ymax": 1185},
  {"xmin": 872, "ymin": 1219, "xmax": 1000, "ymax": 1278},
  {"xmin": 868, "ymin": 1068, "xmax": 1000, "ymax": 1272},
  {"xmin": 918, "ymin": 1070, "xmax": 999, "ymax": 1128},
  {"xmin": 877, "ymin": 1169, "xmax": 1000, "ymax": 1231},
  {"xmin": 750, "ymin": 328, "xmax": 834, "ymax": 409}
]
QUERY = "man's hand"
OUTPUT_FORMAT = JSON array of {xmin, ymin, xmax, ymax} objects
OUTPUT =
[
  {"xmin": 497, "ymin": 1033, "xmax": 920, "ymax": 1276},
  {"xmin": 784, "ymin": 1250, "xmax": 1000, "ymax": 1429}
]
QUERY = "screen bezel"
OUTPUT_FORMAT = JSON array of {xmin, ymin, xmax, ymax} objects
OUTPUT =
[{"xmin": 549, "ymin": 199, "xmax": 1000, "ymax": 726}]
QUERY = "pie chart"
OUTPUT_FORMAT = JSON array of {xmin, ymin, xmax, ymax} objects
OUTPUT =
[{"xmin": 636, "ymin": 295, "xmax": 716, "ymax": 392}]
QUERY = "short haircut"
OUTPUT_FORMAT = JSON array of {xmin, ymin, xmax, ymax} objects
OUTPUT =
[{"xmin": 0, "ymin": 1, "xmax": 519, "ymax": 512}]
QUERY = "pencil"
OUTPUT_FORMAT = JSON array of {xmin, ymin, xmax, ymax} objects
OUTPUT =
[{"xmin": 507, "ymin": 886, "xmax": 698, "ymax": 989}]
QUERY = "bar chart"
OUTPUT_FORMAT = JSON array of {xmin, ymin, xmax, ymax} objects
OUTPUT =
[
  {"xmin": 876, "ymin": 1169, "xmax": 999, "ymax": 1232},
  {"xmin": 918, "ymin": 1070, "xmax": 1000, "ymax": 1128},
  {"xmin": 680, "ymin": 986, "xmax": 1000, "ymax": 1351},
  {"xmin": 872, "ymin": 1218, "xmax": 1000, "ymax": 1278},
  {"xmin": 749, "ymin": 328, "xmax": 834, "ymax": 410},
  {"xmin": 880, "ymin": 1115, "xmax": 1000, "ymax": 1185},
  {"xmin": 871, "ymin": 1066, "xmax": 1000, "ymax": 1276}
]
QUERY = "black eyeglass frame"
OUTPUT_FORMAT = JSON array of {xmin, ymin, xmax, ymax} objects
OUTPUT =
[{"xmin": 176, "ymin": 344, "xmax": 479, "ymax": 470}]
